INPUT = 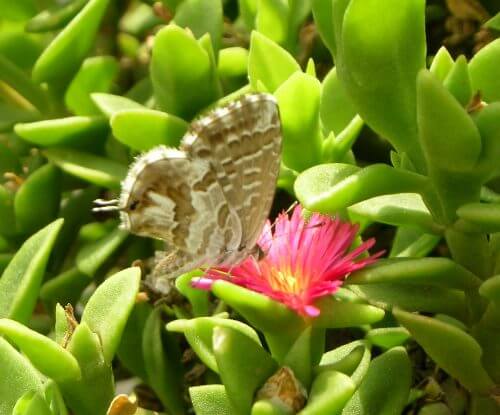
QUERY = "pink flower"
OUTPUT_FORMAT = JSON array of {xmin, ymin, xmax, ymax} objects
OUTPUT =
[{"xmin": 192, "ymin": 205, "xmax": 383, "ymax": 317}]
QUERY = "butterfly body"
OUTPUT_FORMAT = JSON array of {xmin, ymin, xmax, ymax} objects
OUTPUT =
[{"xmin": 116, "ymin": 93, "xmax": 282, "ymax": 291}]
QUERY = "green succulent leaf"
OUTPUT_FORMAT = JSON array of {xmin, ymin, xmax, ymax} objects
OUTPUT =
[
  {"xmin": 365, "ymin": 327, "xmax": 410, "ymax": 349},
  {"xmin": 213, "ymin": 325, "xmax": 279, "ymax": 415},
  {"xmin": 81, "ymin": 267, "xmax": 141, "ymax": 364},
  {"xmin": 318, "ymin": 340, "xmax": 371, "ymax": 386},
  {"xmin": 275, "ymin": 72, "xmax": 323, "ymax": 172},
  {"xmin": 175, "ymin": 271, "xmax": 210, "ymax": 317},
  {"xmin": 347, "ymin": 257, "xmax": 481, "ymax": 290},
  {"xmin": 295, "ymin": 163, "xmax": 429, "ymax": 214},
  {"xmin": 301, "ymin": 370, "xmax": 356, "ymax": 415},
  {"xmin": 111, "ymin": 109, "xmax": 188, "ymax": 151},
  {"xmin": 76, "ymin": 226, "xmax": 129, "ymax": 277},
  {"xmin": 11, "ymin": 391, "xmax": 52, "ymax": 415},
  {"xmin": 0, "ymin": 219, "xmax": 63, "ymax": 324},
  {"xmin": 32, "ymin": 0, "xmax": 112, "ymax": 84},
  {"xmin": 479, "ymin": 275, "xmax": 500, "ymax": 304},
  {"xmin": 0, "ymin": 337, "xmax": 43, "ymax": 415},
  {"xmin": 417, "ymin": 69, "xmax": 481, "ymax": 173},
  {"xmin": 389, "ymin": 226, "xmax": 441, "ymax": 258},
  {"xmin": 320, "ymin": 67, "xmax": 358, "ymax": 136},
  {"xmin": 255, "ymin": 0, "xmax": 289, "ymax": 47},
  {"xmin": 44, "ymin": 148, "xmax": 127, "ymax": 189},
  {"xmin": 0, "ymin": 318, "xmax": 81, "ymax": 382},
  {"xmin": 59, "ymin": 322, "xmax": 114, "ymax": 415},
  {"xmin": 151, "ymin": 25, "xmax": 221, "ymax": 120},
  {"xmin": 332, "ymin": 0, "xmax": 427, "ymax": 173},
  {"xmin": 14, "ymin": 164, "xmax": 61, "ymax": 235},
  {"xmin": 91, "ymin": 93, "xmax": 145, "ymax": 117},
  {"xmin": 443, "ymin": 56, "xmax": 472, "ymax": 107},
  {"xmin": 142, "ymin": 308, "xmax": 185, "ymax": 415},
  {"xmin": 342, "ymin": 347, "xmax": 412, "ymax": 415},
  {"xmin": 167, "ymin": 316, "xmax": 261, "ymax": 373},
  {"xmin": 248, "ymin": 31, "xmax": 300, "ymax": 92},
  {"xmin": 313, "ymin": 297, "xmax": 385, "ymax": 329},
  {"xmin": 65, "ymin": 56, "xmax": 119, "ymax": 116},
  {"xmin": 394, "ymin": 308, "xmax": 495, "ymax": 393},
  {"xmin": 469, "ymin": 38, "xmax": 500, "ymax": 103},
  {"xmin": 173, "ymin": 0, "xmax": 223, "ymax": 53},
  {"xmin": 190, "ymin": 385, "xmax": 233, "ymax": 415},
  {"xmin": 25, "ymin": 0, "xmax": 87, "ymax": 33},
  {"xmin": 15, "ymin": 116, "xmax": 108, "ymax": 148},
  {"xmin": 429, "ymin": 46, "xmax": 454, "ymax": 82},
  {"xmin": 347, "ymin": 193, "xmax": 441, "ymax": 235}
]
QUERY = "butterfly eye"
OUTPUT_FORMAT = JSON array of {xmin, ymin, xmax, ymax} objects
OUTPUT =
[{"xmin": 129, "ymin": 200, "xmax": 140, "ymax": 211}]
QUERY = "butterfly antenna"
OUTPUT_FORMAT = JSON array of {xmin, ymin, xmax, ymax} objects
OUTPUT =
[{"xmin": 92, "ymin": 198, "xmax": 121, "ymax": 213}]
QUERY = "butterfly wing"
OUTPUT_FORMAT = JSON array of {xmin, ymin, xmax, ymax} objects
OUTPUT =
[
  {"xmin": 181, "ymin": 93, "xmax": 282, "ymax": 263},
  {"xmin": 119, "ymin": 146, "xmax": 242, "ymax": 288}
]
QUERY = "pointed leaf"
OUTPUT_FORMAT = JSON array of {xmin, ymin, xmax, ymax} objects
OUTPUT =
[
  {"xmin": 81, "ymin": 267, "xmax": 141, "ymax": 364},
  {"xmin": 0, "ymin": 219, "xmax": 63, "ymax": 324},
  {"xmin": 189, "ymin": 385, "xmax": 233, "ymax": 415}
]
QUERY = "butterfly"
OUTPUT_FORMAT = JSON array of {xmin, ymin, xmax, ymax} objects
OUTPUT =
[{"xmin": 94, "ymin": 93, "xmax": 282, "ymax": 292}]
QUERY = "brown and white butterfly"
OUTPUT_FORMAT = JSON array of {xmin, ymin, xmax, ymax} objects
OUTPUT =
[{"xmin": 94, "ymin": 93, "xmax": 282, "ymax": 292}]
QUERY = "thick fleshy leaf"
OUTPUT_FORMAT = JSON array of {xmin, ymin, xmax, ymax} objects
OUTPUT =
[
  {"xmin": 429, "ymin": 46, "xmax": 454, "ymax": 81},
  {"xmin": 318, "ymin": 340, "xmax": 371, "ymax": 386},
  {"xmin": 0, "ymin": 185, "xmax": 16, "ymax": 237},
  {"xmin": 151, "ymin": 25, "xmax": 220, "ymax": 119},
  {"xmin": 443, "ymin": 56, "xmax": 472, "ymax": 107},
  {"xmin": 15, "ymin": 116, "xmax": 108, "ymax": 148},
  {"xmin": 76, "ymin": 227, "xmax": 129, "ymax": 277},
  {"xmin": 351, "ymin": 284, "xmax": 466, "ymax": 321},
  {"xmin": 389, "ymin": 226, "xmax": 441, "ymax": 258},
  {"xmin": 469, "ymin": 38, "xmax": 500, "ymax": 102},
  {"xmin": 417, "ymin": 70, "xmax": 481, "ymax": 173},
  {"xmin": 81, "ymin": 267, "xmax": 141, "ymax": 364},
  {"xmin": 342, "ymin": 347, "xmax": 412, "ymax": 415},
  {"xmin": 275, "ymin": 72, "xmax": 322, "ymax": 171},
  {"xmin": 456, "ymin": 202, "xmax": 500, "ymax": 233},
  {"xmin": 348, "ymin": 193, "xmax": 441, "ymax": 234},
  {"xmin": 210, "ymin": 280, "xmax": 304, "ymax": 361},
  {"xmin": 311, "ymin": 0, "xmax": 335, "ymax": 54},
  {"xmin": 0, "ymin": 337, "xmax": 43, "ymax": 415},
  {"xmin": 40, "ymin": 267, "xmax": 90, "ymax": 312},
  {"xmin": 173, "ymin": 0, "xmax": 223, "ymax": 53},
  {"xmin": 111, "ymin": 109, "xmax": 188, "ymax": 151},
  {"xmin": 301, "ymin": 370, "xmax": 356, "ymax": 415},
  {"xmin": 91, "ymin": 93, "xmax": 144, "ymax": 117},
  {"xmin": 0, "ymin": 318, "xmax": 80, "ymax": 381},
  {"xmin": 255, "ymin": 0, "xmax": 289, "ymax": 47},
  {"xmin": 65, "ymin": 56, "xmax": 119, "ymax": 116},
  {"xmin": 0, "ymin": 219, "xmax": 63, "ymax": 324},
  {"xmin": 0, "ymin": 55, "xmax": 48, "ymax": 111},
  {"xmin": 332, "ymin": 0, "xmax": 427, "ymax": 172},
  {"xmin": 394, "ymin": 308, "xmax": 495, "ymax": 393},
  {"xmin": 366, "ymin": 327, "xmax": 410, "ymax": 349},
  {"xmin": 474, "ymin": 103, "xmax": 500, "ymax": 175},
  {"xmin": 44, "ymin": 148, "xmax": 127, "ymax": 189},
  {"xmin": 60, "ymin": 323, "xmax": 114, "ymax": 415},
  {"xmin": 251, "ymin": 399, "xmax": 289, "ymax": 415},
  {"xmin": 214, "ymin": 325, "xmax": 278, "ymax": 415},
  {"xmin": 175, "ymin": 271, "xmax": 210, "ymax": 317},
  {"xmin": 25, "ymin": 0, "xmax": 87, "ymax": 33},
  {"xmin": 479, "ymin": 275, "xmax": 500, "ymax": 304},
  {"xmin": 32, "ymin": 0, "xmax": 112, "ymax": 83},
  {"xmin": 142, "ymin": 308, "xmax": 185, "ymax": 415},
  {"xmin": 347, "ymin": 257, "xmax": 481, "ymax": 290},
  {"xmin": 313, "ymin": 297, "xmax": 385, "ymax": 328},
  {"xmin": 217, "ymin": 47, "xmax": 248, "ymax": 93},
  {"xmin": 189, "ymin": 385, "xmax": 233, "ymax": 415},
  {"xmin": 320, "ymin": 67, "xmax": 357, "ymax": 135},
  {"xmin": 167, "ymin": 316, "xmax": 261, "ymax": 373},
  {"xmin": 14, "ymin": 164, "xmax": 61, "ymax": 234},
  {"xmin": 41, "ymin": 380, "xmax": 68, "ymax": 415},
  {"xmin": 13, "ymin": 391, "xmax": 53, "ymax": 415},
  {"xmin": 295, "ymin": 163, "xmax": 429, "ymax": 213},
  {"xmin": 248, "ymin": 31, "xmax": 300, "ymax": 92},
  {"xmin": 116, "ymin": 302, "xmax": 152, "ymax": 380}
]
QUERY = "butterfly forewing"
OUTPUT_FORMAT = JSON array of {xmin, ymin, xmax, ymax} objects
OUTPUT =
[{"xmin": 182, "ymin": 94, "xmax": 282, "ymax": 263}]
